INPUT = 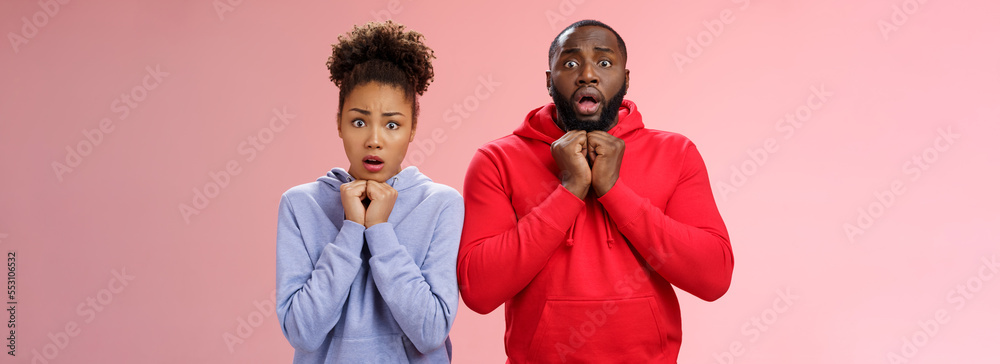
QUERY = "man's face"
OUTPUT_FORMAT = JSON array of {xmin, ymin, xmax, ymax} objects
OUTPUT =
[{"xmin": 547, "ymin": 25, "xmax": 629, "ymax": 132}]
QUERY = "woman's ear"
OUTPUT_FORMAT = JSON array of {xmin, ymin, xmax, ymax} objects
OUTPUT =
[
  {"xmin": 336, "ymin": 114, "xmax": 343, "ymax": 138},
  {"xmin": 409, "ymin": 123, "xmax": 416, "ymax": 142}
]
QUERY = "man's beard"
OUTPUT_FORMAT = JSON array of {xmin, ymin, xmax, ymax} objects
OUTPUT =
[{"xmin": 552, "ymin": 83, "xmax": 627, "ymax": 132}]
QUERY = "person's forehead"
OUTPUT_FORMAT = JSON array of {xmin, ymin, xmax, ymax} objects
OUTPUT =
[{"xmin": 556, "ymin": 26, "xmax": 619, "ymax": 53}]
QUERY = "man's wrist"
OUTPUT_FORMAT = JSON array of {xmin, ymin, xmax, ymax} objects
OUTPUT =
[
  {"xmin": 594, "ymin": 176, "xmax": 618, "ymax": 197},
  {"xmin": 563, "ymin": 181, "xmax": 589, "ymax": 200}
]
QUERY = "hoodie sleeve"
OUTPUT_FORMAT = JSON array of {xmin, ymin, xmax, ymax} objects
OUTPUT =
[
  {"xmin": 364, "ymin": 191, "xmax": 463, "ymax": 354},
  {"xmin": 275, "ymin": 193, "xmax": 366, "ymax": 352},
  {"xmin": 457, "ymin": 149, "xmax": 585, "ymax": 314},
  {"xmin": 597, "ymin": 143, "xmax": 734, "ymax": 301}
]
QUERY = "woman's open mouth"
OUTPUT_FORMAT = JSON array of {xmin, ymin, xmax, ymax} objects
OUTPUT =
[{"xmin": 363, "ymin": 155, "xmax": 384, "ymax": 172}]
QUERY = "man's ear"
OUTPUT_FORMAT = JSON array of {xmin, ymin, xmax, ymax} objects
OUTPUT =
[
  {"xmin": 624, "ymin": 69, "xmax": 630, "ymax": 95},
  {"xmin": 546, "ymin": 70, "xmax": 553, "ymax": 96}
]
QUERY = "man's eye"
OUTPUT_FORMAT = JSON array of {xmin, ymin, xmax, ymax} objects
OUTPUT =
[
  {"xmin": 386, "ymin": 122, "xmax": 399, "ymax": 130},
  {"xmin": 352, "ymin": 119, "xmax": 365, "ymax": 127},
  {"xmin": 564, "ymin": 60, "xmax": 578, "ymax": 68},
  {"xmin": 598, "ymin": 60, "xmax": 611, "ymax": 67}
]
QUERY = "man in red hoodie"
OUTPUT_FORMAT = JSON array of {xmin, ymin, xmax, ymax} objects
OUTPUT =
[{"xmin": 458, "ymin": 20, "xmax": 734, "ymax": 363}]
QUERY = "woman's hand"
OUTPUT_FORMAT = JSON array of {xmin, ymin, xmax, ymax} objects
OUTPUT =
[
  {"xmin": 340, "ymin": 180, "xmax": 368, "ymax": 226},
  {"xmin": 364, "ymin": 181, "xmax": 398, "ymax": 228}
]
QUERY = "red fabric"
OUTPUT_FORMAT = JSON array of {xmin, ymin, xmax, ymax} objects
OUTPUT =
[{"xmin": 458, "ymin": 100, "xmax": 734, "ymax": 363}]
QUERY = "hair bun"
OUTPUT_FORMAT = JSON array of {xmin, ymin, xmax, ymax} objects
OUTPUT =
[{"xmin": 327, "ymin": 20, "xmax": 434, "ymax": 95}]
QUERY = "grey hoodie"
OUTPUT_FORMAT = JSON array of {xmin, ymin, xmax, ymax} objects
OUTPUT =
[{"xmin": 276, "ymin": 166, "xmax": 463, "ymax": 363}]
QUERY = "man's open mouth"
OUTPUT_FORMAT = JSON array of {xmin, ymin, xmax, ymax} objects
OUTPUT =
[{"xmin": 574, "ymin": 89, "xmax": 602, "ymax": 115}]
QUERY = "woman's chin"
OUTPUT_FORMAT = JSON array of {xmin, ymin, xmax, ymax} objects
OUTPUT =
[{"xmin": 348, "ymin": 165, "xmax": 398, "ymax": 182}]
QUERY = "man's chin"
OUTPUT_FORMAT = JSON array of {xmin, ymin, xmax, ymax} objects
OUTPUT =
[
  {"xmin": 566, "ymin": 107, "xmax": 602, "ymax": 128},
  {"xmin": 566, "ymin": 121, "xmax": 608, "ymax": 132},
  {"xmin": 573, "ymin": 111, "xmax": 602, "ymax": 123},
  {"xmin": 554, "ymin": 89, "xmax": 619, "ymax": 132}
]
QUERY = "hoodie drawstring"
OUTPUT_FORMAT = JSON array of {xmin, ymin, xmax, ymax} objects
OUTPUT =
[
  {"xmin": 602, "ymin": 208, "xmax": 615, "ymax": 248},
  {"xmin": 565, "ymin": 204, "xmax": 587, "ymax": 246},
  {"xmin": 565, "ymin": 200, "xmax": 616, "ymax": 248}
]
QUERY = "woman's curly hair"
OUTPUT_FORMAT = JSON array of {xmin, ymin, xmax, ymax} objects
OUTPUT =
[{"xmin": 327, "ymin": 20, "xmax": 435, "ymax": 123}]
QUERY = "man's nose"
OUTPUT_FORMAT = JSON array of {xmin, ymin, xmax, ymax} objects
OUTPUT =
[{"xmin": 577, "ymin": 63, "xmax": 598, "ymax": 85}]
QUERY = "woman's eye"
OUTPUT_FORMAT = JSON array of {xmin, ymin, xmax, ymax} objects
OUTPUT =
[
  {"xmin": 351, "ymin": 119, "xmax": 365, "ymax": 127},
  {"xmin": 564, "ymin": 60, "xmax": 578, "ymax": 68},
  {"xmin": 386, "ymin": 122, "xmax": 399, "ymax": 130},
  {"xmin": 598, "ymin": 60, "xmax": 611, "ymax": 67}
]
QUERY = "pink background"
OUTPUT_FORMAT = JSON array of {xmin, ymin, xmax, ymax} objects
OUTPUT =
[{"xmin": 2, "ymin": 0, "xmax": 998, "ymax": 363}]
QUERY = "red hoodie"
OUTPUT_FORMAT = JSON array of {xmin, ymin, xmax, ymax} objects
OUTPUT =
[{"xmin": 458, "ymin": 100, "xmax": 734, "ymax": 363}]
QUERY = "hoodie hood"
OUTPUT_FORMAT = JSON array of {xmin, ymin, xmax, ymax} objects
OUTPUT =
[
  {"xmin": 513, "ymin": 99, "xmax": 644, "ymax": 144},
  {"xmin": 317, "ymin": 166, "xmax": 430, "ymax": 192},
  {"xmin": 513, "ymin": 99, "xmax": 643, "ymax": 248}
]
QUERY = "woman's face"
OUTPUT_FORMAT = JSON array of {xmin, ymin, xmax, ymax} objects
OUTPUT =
[{"xmin": 339, "ymin": 82, "xmax": 415, "ymax": 182}]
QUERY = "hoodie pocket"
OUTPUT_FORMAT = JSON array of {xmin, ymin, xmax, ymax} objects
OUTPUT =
[
  {"xmin": 526, "ymin": 297, "xmax": 667, "ymax": 363},
  {"xmin": 332, "ymin": 334, "xmax": 409, "ymax": 363}
]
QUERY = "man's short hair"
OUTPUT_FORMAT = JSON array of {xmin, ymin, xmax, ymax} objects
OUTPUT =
[{"xmin": 548, "ymin": 20, "xmax": 627, "ymax": 68}]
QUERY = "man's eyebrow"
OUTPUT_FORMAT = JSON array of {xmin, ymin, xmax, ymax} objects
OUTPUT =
[
  {"xmin": 594, "ymin": 46, "xmax": 615, "ymax": 54},
  {"xmin": 560, "ymin": 47, "xmax": 581, "ymax": 56},
  {"xmin": 560, "ymin": 46, "xmax": 616, "ymax": 57}
]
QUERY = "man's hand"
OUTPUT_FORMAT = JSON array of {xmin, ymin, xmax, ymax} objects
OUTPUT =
[
  {"xmin": 551, "ymin": 130, "xmax": 592, "ymax": 200},
  {"xmin": 340, "ymin": 180, "xmax": 368, "ymax": 226},
  {"xmin": 587, "ymin": 131, "xmax": 625, "ymax": 197},
  {"xmin": 364, "ymin": 181, "xmax": 398, "ymax": 228}
]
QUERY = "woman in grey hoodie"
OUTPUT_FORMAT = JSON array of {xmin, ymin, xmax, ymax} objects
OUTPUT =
[{"xmin": 276, "ymin": 21, "xmax": 462, "ymax": 363}]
